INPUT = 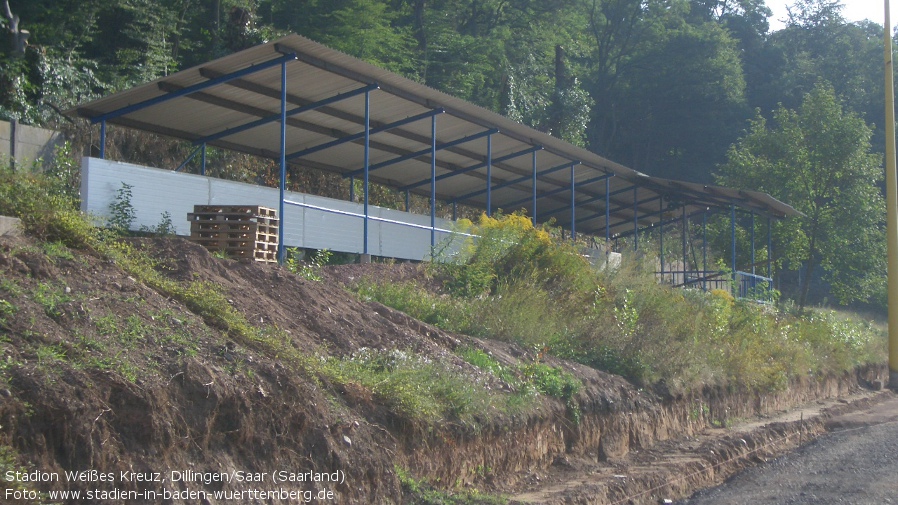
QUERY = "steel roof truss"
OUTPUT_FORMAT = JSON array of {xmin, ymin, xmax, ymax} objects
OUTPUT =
[
  {"xmin": 88, "ymin": 53, "xmax": 297, "ymax": 124},
  {"xmin": 194, "ymin": 83, "xmax": 379, "ymax": 145}
]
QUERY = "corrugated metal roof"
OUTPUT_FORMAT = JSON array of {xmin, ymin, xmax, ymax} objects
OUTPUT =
[{"xmin": 70, "ymin": 34, "xmax": 800, "ymax": 238}]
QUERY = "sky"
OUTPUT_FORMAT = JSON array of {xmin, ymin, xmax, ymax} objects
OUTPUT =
[{"xmin": 767, "ymin": 1, "xmax": 886, "ymax": 31}]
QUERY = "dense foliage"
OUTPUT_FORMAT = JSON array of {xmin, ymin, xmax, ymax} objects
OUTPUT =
[
  {"xmin": 1, "ymin": 0, "xmax": 890, "ymax": 308},
  {"xmin": 717, "ymin": 83, "xmax": 885, "ymax": 309},
  {"xmin": 3, "ymin": 0, "xmax": 887, "ymax": 172},
  {"xmin": 355, "ymin": 214, "xmax": 886, "ymax": 393}
]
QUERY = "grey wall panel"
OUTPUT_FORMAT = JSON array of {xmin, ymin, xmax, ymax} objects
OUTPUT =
[
  {"xmin": 81, "ymin": 157, "xmax": 209, "ymax": 235},
  {"xmin": 81, "ymin": 157, "xmax": 461, "ymax": 261}
]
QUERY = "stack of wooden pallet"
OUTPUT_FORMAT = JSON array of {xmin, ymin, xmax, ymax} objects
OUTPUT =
[{"xmin": 188, "ymin": 205, "xmax": 279, "ymax": 263}]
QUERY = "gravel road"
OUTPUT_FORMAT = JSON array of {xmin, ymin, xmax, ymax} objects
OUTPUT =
[{"xmin": 677, "ymin": 395, "xmax": 898, "ymax": 505}]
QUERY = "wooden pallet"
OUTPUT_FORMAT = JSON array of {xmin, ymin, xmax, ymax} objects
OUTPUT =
[
  {"xmin": 188, "ymin": 204, "xmax": 280, "ymax": 263},
  {"xmin": 193, "ymin": 238, "xmax": 278, "ymax": 251},
  {"xmin": 192, "ymin": 204, "xmax": 277, "ymax": 218},
  {"xmin": 189, "ymin": 220, "xmax": 279, "ymax": 237},
  {"xmin": 188, "ymin": 213, "xmax": 279, "ymax": 226},
  {"xmin": 229, "ymin": 248, "xmax": 278, "ymax": 263}
]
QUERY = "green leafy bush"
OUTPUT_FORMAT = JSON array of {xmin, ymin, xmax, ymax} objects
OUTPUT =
[{"xmin": 358, "ymin": 214, "xmax": 886, "ymax": 395}]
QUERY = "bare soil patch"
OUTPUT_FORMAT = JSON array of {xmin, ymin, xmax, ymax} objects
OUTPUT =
[{"xmin": 0, "ymin": 235, "xmax": 886, "ymax": 504}]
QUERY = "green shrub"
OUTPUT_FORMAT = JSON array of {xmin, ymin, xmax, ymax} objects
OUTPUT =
[
  {"xmin": 285, "ymin": 247, "xmax": 332, "ymax": 281},
  {"xmin": 326, "ymin": 348, "xmax": 496, "ymax": 425},
  {"xmin": 108, "ymin": 182, "xmax": 137, "ymax": 233}
]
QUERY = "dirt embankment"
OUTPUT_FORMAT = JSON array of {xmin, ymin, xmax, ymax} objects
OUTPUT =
[{"xmin": 0, "ymin": 235, "xmax": 887, "ymax": 504}]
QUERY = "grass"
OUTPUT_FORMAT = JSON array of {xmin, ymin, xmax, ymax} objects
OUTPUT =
[
  {"xmin": 395, "ymin": 465, "xmax": 508, "ymax": 505},
  {"xmin": 353, "ymin": 213, "xmax": 887, "ymax": 395},
  {"xmin": 0, "ymin": 163, "xmax": 886, "ymax": 432},
  {"xmin": 31, "ymin": 281, "xmax": 72, "ymax": 320}
]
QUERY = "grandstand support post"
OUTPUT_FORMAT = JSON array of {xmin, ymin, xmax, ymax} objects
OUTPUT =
[
  {"xmin": 570, "ymin": 164, "xmax": 576, "ymax": 241},
  {"xmin": 633, "ymin": 187, "xmax": 638, "ymax": 251},
  {"xmin": 405, "ymin": 190, "xmax": 410, "ymax": 212},
  {"xmin": 605, "ymin": 176, "xmax": 611, "ymax": 264},
  {"xmin": 200, "ymin": 143, "xmax": 207, "ymax": 176},
  {"xmin": 750, "ymin": 211, "xmax": 756, "ymax": 276},
  {"xmin": 277, "ymin": 60, "xmax": 287, "ymax": 263},
  {"xmin": 682, "ymin": 205, "xmax": 687, "ymax": 287},
  {"xmin": 99, "ymin": 120, "xmax": 106, "ymax": 159},
  {"xmin": 486, "ymin": 134, "xmax": 492, "ymax": 217},
  {"xmin": 658, "ymin": 198, "xmax": 664, "ymax": 284},
  {"xmin": 731, "ymin": 205, "xmax": 737, "ymax": 294},
  {"xmin": 702, "ymin": 211, "xmax": 708, "ymax": 291},
  {"xmin": 363, "ymin": 89, "xmax": 371, "ymax": 257},
  {"xmin": 767, "ymin": 216, "xmax": 773, "ymax": 279},
  {"xmin": 883, "ymin": 0, "xmax": 898, "ymax": 388},
  {"xmin": 532, "ymin": 151, "xmax": 538, "ymax": 225},
  {"xmin": 349, "ymin": 176, "xmax": 355, "ymax": 202},
  {"xmin": 430, "ymin": 114, "xmax": 436, "ymax": 247}
]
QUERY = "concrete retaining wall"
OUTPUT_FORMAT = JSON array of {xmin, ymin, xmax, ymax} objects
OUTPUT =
[{"xmin": 0, "ymin": 120, "xmax": 63, "ymax": 169}]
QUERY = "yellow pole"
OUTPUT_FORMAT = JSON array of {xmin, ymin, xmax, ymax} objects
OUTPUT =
[{"xmin": 884, "ymin": 0, "xmax": 898, "ymax": 388}]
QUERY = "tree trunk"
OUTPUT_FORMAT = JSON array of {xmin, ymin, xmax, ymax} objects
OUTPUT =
[
  {"xmin": 798, "ymin": 237, "xmax": 817, "ymax": 311},
  {"xmin": 412, "ymin": 0, "xmax": 427, "ymax": 80},
  {"xmin": 2, "ymin": 0, "xmax": 28, "ymax": 57}
]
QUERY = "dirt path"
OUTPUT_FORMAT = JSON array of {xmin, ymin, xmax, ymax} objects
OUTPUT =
[
  {"xmin": 675, "ymin": 393, "xmax": 898, "ymax": 504},
  {"xmin": 510, "ymin": 390, "xmax": 897, "ymax": 505}
]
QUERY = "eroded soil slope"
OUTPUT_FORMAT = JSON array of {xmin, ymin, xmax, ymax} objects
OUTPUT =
[{"xmin": 0, "ymin": 235, "xmax": 888, "ymax": 504}]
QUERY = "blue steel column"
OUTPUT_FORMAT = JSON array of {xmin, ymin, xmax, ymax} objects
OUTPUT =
[
  {"xmin": 570, "ymin": 164, "xmax": 576, "ymax": 241},
  {"xmin": 750, "ymin": 211, "xmax": 756, "ymax": 276},
  {"xmin": 532, "ymin": 152, "xmax": 538, "ymax": 225},
  {"xmin": 452, "ymin": 202, "xmax": 457, "ymax": 221},
  {"xmin": 349, "ymin": 177, "xmax": 355, "ymax": 202},
  {"xmin": 405, "ymin": 190, "xmax": 410, "ymax": 212},
  {"xmin": 486, "ymin": 134, "xmax": 492, "ymax": 217},
  {"xmin": 201, "ymin": 144, "xmax": 207, "ymax": 176},
  {"xmin": 633, "ymin": 187, "xmax": 638, "ymax": 251},
  {"xmin": 605, "ymin": 177, "xmax": 611, "ymax": 264},
  {"xmin": 682, "ymin": 205, "xmax": 687, "ymax": 287},
  {"xmin": 430, "ymin": 115, "xmax": 437, "ymax": 247},
  {"xmin": 99, "ymin": 121, "xmax": 106, "ymax": 159},
  {"xmin": 731, "ymin": 205, "xmax": 737, "ymax": 293},
  {"xmin": 277, "ymin": 61, "xmax": 287, "ymax": 263},
  {"xmin": 767, "ymin": 216, "xmax": 773, "ymax": 278},
  {"xmin": 659, "ymin": 198, "xmax": 664, "ymax": 282},
  {"xmin": 363, "ymin": 90, "xmax": 371, "ymax": 256},
  {"xmin": 702, "ymin": 211, "xmax": 708, "ymax": 291}
]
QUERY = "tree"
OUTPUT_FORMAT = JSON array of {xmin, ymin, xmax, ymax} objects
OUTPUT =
[{"xmin": 716, "ymin": 82, "xmax": 884, "ymax": 308}]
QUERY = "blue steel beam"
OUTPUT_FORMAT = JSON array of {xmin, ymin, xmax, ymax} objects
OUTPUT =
[
  {"xmin": 291, "ymin": 108, "xmax": 444, "ymax": 161},
  {"xmin": 90, "ymin": 53, "xmax": 298, "ymax": 124},
  {"xmin": 532, "ymin": 152, "xmax": 537, "ymax": 224},
  {"xmin": 175, "ymin": 144, "xmax": 204, "ymax": 172},
  {"xmin": 363, "ymin": 91, "xmax": 371, "ymax": 255},
  {"xmin": 346, "ymin": 128, "xmax": 497, "ymax": 179},
  {"xmin": 452, "ymin": 159, "xmax": 573, "ymax": 203},
  {"xmin": 486, "ymin": 134, "xmax": 492, "ymax": 216},
  {"xmin": 609, "ymin": 208, "xmax": 710, "ymax": 242},
  {"xmin": 585, "ymin": 195, "xmax": 666, "ymax": 229},
  {"xmin": 544, "ymin": 189, "xmax": 656, "ymax": 225},
  {"xmin": 194, "ymin": 83, "xmax": 379, "ymax": 145},
  {"xmin": 430, "ymin": 114, "xmax": 437, "ymax": 247},
  {"xmin": 605, "ymin": 177, "xmax": 610, "ymax": 246},
  {"xmin": 570, "ymin": 164, "xmax": 576, "ymax": 240},
  {"xmin": 399, "ymin": 144, "xmax": 539, "ymax": 192},
  {"xmin": 501, "ymin": 173, "xmax": 611, "ymax": 210},
  {"xmin": 277, "ymin": 60, "xmax": 288, "ymax": 263},
  {"xmin": 99, "ymin": 121, "xmax": 106, "ymax": 159}
]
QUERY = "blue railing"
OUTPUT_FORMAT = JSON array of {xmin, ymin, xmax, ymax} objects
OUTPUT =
[
  {"xmin": 735, "ymin": 270, "xmax": 774, "ymax": 303},
  {"xmin": 664, "ymin": 269, "xmax": 775, "ymax": 303}
]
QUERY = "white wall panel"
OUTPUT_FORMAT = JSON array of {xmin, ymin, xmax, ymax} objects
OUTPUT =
[{"xmin": 80, "ymin": 157, "xmax": 458, "ymax": 261}]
